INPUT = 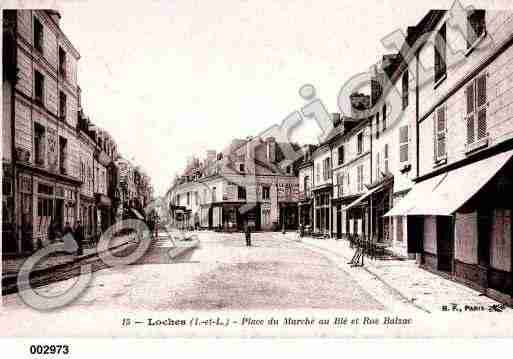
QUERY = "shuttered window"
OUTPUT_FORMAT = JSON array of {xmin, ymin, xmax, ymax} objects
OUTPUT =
[
  {"xmin": 384, "ymin": 144, "xmax": 389, "ymax": 173},
  {"xmin": 434, "ymin": 105, "xmax": 447, "ymax": 161},
  {"xmin": 466, "ymin": 73, "xmax": 488, "ymax": 145},
  {"xmin": 399, "ymin": 125, "xmax": 409, "ymax": 163}
]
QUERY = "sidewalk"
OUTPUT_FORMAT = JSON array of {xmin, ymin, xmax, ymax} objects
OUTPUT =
[
  {"xmin": 293, "ymin": 235, "xmax": 503, "ymax": 313},
  {"xmin": 2, "ymin": 234, "xmax": 136, "ymax": 279}
]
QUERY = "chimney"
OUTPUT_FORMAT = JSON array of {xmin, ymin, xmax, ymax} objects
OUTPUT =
[
  {"xmin": 266, "ymin": 137, "xmax": 276, "ymax": 163},
  {"xmin": 331, "ymin": 113, "xmax": 342, "ymax": 127},
  {"xmin": 350, "ymin": 93, "xmax": 370, "ymax": 116}
]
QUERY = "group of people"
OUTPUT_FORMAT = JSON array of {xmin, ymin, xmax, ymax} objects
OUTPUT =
[{"xmin": 49, "ymin": 220, "xmax": 85, "ymax": 256}]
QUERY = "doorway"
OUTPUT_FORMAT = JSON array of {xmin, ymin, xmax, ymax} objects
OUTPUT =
[{"xmin": 437, "ymin": 216, "xmax": 454, "ymax": 272}]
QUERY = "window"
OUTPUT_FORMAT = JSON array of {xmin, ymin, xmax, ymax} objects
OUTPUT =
[
  {"xmin": 59, "ymin": 46, "xmax": 67, "ymax": 78},
  {"xmin": 59, "ymin": 136, "xmax": 67, "ymax": 174},
  {"xmin": 262, "ymin": 186, "xmax": 270, "ymax": 200},
  {"xmin": 357, "ymin": 132, "xmax": 363, "ymax": 154},
  {"xmin": 375, "ymin": 113, "xmax": 380, "ymax": 139},
  {"xmin": 203, "ymin": 189, "xmax": 207, "ymax": 204},
  {"xmin": 434, "ymin": 23, "xmax": 447, "ymax": 84},
  {"xmin": 323, "ymin": 157, "xmax": 331, "ymax": 181},
  {"xmin": 176, "ymin": 194, "xmax": 180, "ymax": 205},
  {"xmin": 212, "ymin": 187, "xmax": 217, "ymax": 202},
  {"xmin": 357, "ymin": 165, "xmax": 364, "ymax": 192},
  {"xmin": 402, "ymin": 71, "xmax": 409, "ymax": 109},
  {"xmin": 195, "ymin": 191, "xmax": 199, "ymax": 205},
  {"xmin": 186, "ymin": 192, "xmax": 190, "ymax": 205},
  {"xmin": 336, "ymin": 172, "xmax": 344, "ymax": 197},
  {"xmin": 467, "ymin": 10, "xmax": 485, "ymax": 49},
  {"xmin": 34, "ymin": 70, "xmax": 44, "ymax": 105},
  {"xmin": 59, "ymin": 91, "xmax": 67, "ymax": 120},
  {"xmin": 434, "ymin": 105, "xmax": 447, "ymax": 160},
  {"xmin": 384, "ymin": 144, "xmax": 389, "ymax": 173},
  {"xmin": 316, "ymin": 163, "xmax": 320, "ymax": 183},
  {"xmin": 239, "ymin": 163, "xmax": 245, "ymax": 172},
  {"xmin": 382, "ymin": 104, "xmax": 387, "ymax": 131},
  {"xmin": 303, "ymin": 176, "xmax": 310, "ymax": 198},
  {"xmin": 399, "ymin": 125, "xmax": 409, "ymax": 163},
  {"xmin": 34, "ymin": 123, "xmax": 45, "ymax": 166},
  {"xmin": 338, "ymin": 145, "xmax": 345, "ymax": 165},
  {"xmin": 466, "ymin": 73, "xmax": 488, "ymax": 147},
  {"xmin": 376, "ymin": 152, "xmax": 381, "ymax": 179},
  {"xmin": 34, "ymin": 16, "xmax": 43, "ymax": 52},
  {"xmin": 238, "ymin": 186, "xmax": 246, "ymax": 200},
  {"xmin": 286, "ymin": 165, "xmax": 291, "ymax": 174}
]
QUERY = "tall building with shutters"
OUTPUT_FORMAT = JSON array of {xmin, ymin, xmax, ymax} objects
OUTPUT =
[{"xmin": 385, "ymin": 8, "xmax": 513, "ymax": 305}]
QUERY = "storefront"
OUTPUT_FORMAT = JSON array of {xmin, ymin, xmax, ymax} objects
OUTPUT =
[
  {"xmin": 313, "ymin": 188, "xmax": 331, "ymax": 235},
  {"xmin": 385, "ymin": 149, "xmax": 513, "ymax": 305}
]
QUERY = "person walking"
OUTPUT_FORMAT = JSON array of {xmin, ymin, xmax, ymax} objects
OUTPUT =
[
  {"xmin": 73, "ymin": 220, "xmax": 85, "ymax": 256},
  {"xmin": 245, "ymin": 224, "xmax": 252, "ymax": 247}
]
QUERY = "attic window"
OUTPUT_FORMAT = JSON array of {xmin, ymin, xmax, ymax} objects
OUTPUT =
[{"xmin": 239, "ymin": 163, "xmax": 245, "ymax": 172}]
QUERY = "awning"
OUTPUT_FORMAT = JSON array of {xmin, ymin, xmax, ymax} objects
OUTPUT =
[
  {"xmin": 343, "ymin": 183, "xmax": 386, "ymax": 211},
  {"xmin": 385, "ymin": 149, "xmax": 513, "ymax": 217},
  {"xmin": 130, "ymin": 208, "xmax": 145, "ymax": 220}
]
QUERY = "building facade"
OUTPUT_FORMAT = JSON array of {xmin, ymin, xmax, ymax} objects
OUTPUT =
[
  {"xmin": 2, "ymin": 9, "xmax": 142, "ymax": 254},
  {"xmin": 168, "ymin": 136, "xmax": 300, "ymax": 232}
]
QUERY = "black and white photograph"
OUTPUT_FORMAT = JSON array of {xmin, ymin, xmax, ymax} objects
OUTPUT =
[{"xmin": 1, "ymin": 0, "xmax": 513, "ymax": 348}]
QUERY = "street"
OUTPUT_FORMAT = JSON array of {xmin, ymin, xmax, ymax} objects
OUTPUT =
[{"xmin": 2, "ymin": 232, "xmax": 387, "ymax": 311}]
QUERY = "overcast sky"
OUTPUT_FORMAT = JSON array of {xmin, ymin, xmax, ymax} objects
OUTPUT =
[{"xmin": 15, "ymin": 0, "xmax": 510, "ymax": 195}]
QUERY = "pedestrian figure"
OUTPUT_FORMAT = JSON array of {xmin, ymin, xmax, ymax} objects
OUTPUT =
[
  {"xmin": 73, "ymin": 220, "xmax": 85, "ymax": 256},
  {"xmin": 245, "ymin": 225, "xmax": 252, "ymax": 247},
  {"xmin": 63, "ymin": 221, "xmax": 73, "ymax": 236}
]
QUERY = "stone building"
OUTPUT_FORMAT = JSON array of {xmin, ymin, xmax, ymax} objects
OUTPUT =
[
  {"xmin": 168, "ymin": 136, "xmax": 300, "ymax": 232},
  {"xmin": 386, "ymin": 8, "xmax": 513, "ymax": 304},
  {"xmin": 2, "ymin": 9, "xmax": 82, "ymax": 252},
  {"xmin": 2, "ymin": 9, "xmax": 131, "ymax": 253}
]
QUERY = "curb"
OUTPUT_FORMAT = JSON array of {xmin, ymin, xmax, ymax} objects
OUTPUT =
[
  {"xmin": 2, "ymin": 239, "xmax": 135, "ymax": 284},
  {"xmin": 292, "ymin": 237, "xmax": 432, "ymax": 313}
]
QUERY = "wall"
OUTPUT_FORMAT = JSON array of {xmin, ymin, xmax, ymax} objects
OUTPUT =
[
  {"xmin": 3, "ymin": 82, "xmax": 12, "ymax": 161},
  {"xmin": 418, "ymin": 10, "xmax": 513, "ymax": 178}
]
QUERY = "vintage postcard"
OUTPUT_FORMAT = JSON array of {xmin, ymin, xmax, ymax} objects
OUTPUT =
[{"xmin": 2, "ymin": 0, "xmax": 513, "ymax": 346}]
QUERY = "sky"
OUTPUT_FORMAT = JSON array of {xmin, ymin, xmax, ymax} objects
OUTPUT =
[{"xmin": 14, "ymin": 0, "xmax": 509, "ymax": 196}]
